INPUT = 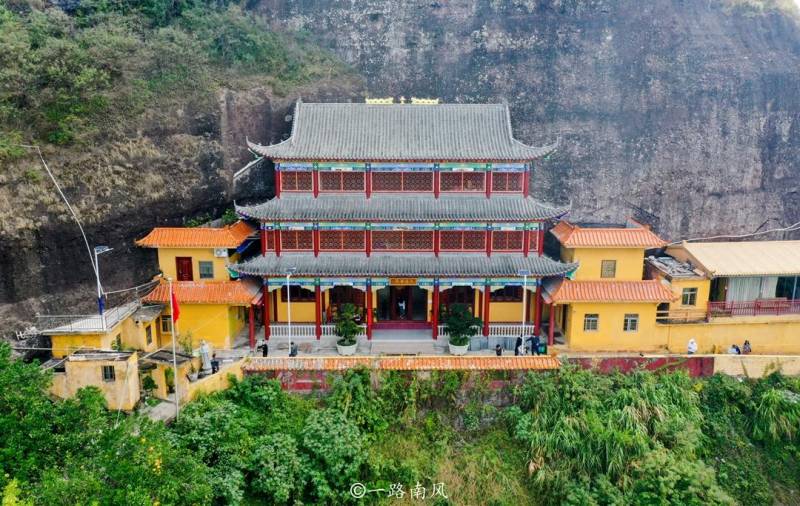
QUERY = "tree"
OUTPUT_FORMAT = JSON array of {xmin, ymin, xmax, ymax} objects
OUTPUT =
[
  {"xmin": 334, "ymin": 303, "xmax": 361, "ymax": 347},
  {"xmin": 443, "ymin": 303, "xmax": 481, "ymax": 346}
]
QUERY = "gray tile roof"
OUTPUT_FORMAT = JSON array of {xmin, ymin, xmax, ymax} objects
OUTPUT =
[
  {"xmin": 237, "ymin": 195, "xmax": 568, "ymax": 222},
  {"xmin": 248, "ymin": 101, "xmax": 557, "ymax": 161},
  {"xmin": 230, "ymin": 253, "xmax": 578, "ymax": 278}
]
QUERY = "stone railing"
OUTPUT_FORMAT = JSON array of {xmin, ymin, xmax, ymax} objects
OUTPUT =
[
  {"xmin": 270, "ymin": 323, "xmax": 367, "ymax": 338},
  {"xmin": 437, "ymin": 323, "xmax": 534, "ymax": 339}
]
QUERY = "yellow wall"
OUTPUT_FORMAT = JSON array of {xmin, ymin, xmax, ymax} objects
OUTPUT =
[
  {"xmin": 713, "ymin": 355, "xmax": 800, "ymax": 378},
  {"xmin": 148, "ymin": 360, "xmax": 196, "ymax": 401},
  {"xmin": 664, "ymin": 276, "xmax": 710, "ymax": 313},
  {"xmin": 181, "ymin": 359, "xmax": 245, "ymax": 404},
  {"xmin": 565, "ymin": 302, "xmax": 664, "ymax": 351},
  {"xmin": 165, "ymin": 303, "xmax": 246, "ymax": 351},
  {"xmin": 563, "ymin": 247, "xmax": 646, "ymax": 281},
  {"xmin": 274, "ymin": 289, "xmax": 317, "ymax": 322},
  {"xmin": 662, "ymin": 315, "xmax": 800, "ymax": 355},
  {"xmin": 49, "ymin": 354, "xmax": 140, "ymax": 411},
  {"xmin": 50, "ymin": 315, "xmax": 159, "ymax": 358},
  {"xmin": 127, "ymin": 321, "xmax": 159, "ymax": 353},
  {"xmin": 157, "ymin": 247, "xmax": 231, "ymax": 281}
]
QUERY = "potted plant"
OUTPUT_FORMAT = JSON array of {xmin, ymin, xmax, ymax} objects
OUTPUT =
[
  {"xmin": 335, "ymin": 303, "xmax": 361, "ymax": 356},
  {"xmin": 187, "ymin": 361, "xmax": 199, "ymax": 382},
  {"xmin": 164, "ymin": 367, "xmax": 175, "ymax": 394},
  {"xmin": 443, "ymin": 303, "xmax": 482, "ymax": 356}
]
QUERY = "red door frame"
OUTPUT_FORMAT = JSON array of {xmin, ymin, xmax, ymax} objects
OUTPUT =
[{"xmin": 175, "ymin": 257, "xmax": 193, "ymax": 281}]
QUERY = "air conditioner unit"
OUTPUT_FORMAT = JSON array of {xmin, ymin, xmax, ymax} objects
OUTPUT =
[{"xmin": 214, "ymin": 248, "xmax": 227, "ymax": 258}]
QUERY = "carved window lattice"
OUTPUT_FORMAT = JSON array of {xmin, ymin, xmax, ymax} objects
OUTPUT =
[
  {"xmin": 440, "ymin": 231, "xmax": 486, "ymax": 251},
  {"xmin": 528, "ymin": 230, "xmax": 539, "ymax": 252},
  {"xmin": 440, "ymin": 172, "xmax": 485, "ymax": 192},
  {"xmin": 319, "ymin": 171, "xmax": 365, "ymax": 192},
  {"xmin": 320, "ymin": 231, "xmax": 365, "ymax": 251},
  {"xmin": 280, "ymin": 230, "xmax": 313, "ymax": 250},
  {"xmin": 491, "ymin": 172, "xmax": 523, "ymax": 192},
  {"xmin": 492, "ymin": 231, "xmax": 524, "ymax": 251},
  {"xmin": 280, "ymin": 171, "xmax": 312, "ymax": 192},
  {"xmin": 372, "ymin": 171, "xmax": 434, "ymax": 192},
  {"xmin": 372, "ymin": 231, "xmax": 433, "ymax": 251}
]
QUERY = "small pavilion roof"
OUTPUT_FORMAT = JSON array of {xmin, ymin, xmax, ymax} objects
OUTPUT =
[
  {"xmin": 143, "ymin": 280, "xmax": 262, "ymax": 306},
  {"xmin": 248, "ymin": 100, "xmax": 557, "ymax": 161},
  {"xmin": 237, "ymin": 195, "xmax": 568, "ymax": 222},
  {"xmin": 543, "ymin": 279, "xmax": 675, "ymax": 304},
  {"xmin": 230, "ymin": 253, "xmax": 577, "ymax": 278},
  {"xmin": 550, "ymin": 220, "xmax": 666, "ymax": 249},
  {"xmin": 136, "ymin": 221, "xmax": 255, "ymax": 249}
]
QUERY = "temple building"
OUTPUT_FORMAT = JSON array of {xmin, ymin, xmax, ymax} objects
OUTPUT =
[{"xmin": 231, "ymin": 100, "xmax": 577, "ymax": 349}]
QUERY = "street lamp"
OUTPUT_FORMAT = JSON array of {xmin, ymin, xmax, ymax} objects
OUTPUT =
[
  {"xmin": 94, "ymin": 246, "xmax": 113, "ymax": 330},
  {"xmin": 285, "ymin": 267, "xmax": 297, "ymax": 357},
  {"xmin": 517, "ymin": 269, "xmax": 531, "ymax": 336}
]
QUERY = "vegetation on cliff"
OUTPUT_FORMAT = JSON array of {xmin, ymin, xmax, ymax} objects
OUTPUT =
[
  {"xmin": 0, "ymin": 0, "xmax": 346, "ymax": 154},
  {"xmin": 1, "ymin": 342, "xmax": 799, "ymax": 505}
]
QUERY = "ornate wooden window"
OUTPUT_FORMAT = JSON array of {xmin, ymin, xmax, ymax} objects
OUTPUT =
[
  {"xmin": 440, "ymin": 172, "xmax": 485, "ymax": 192},
  {"xmin": 439, "ymin": 231, "xmax": 486, "ymax": 251},
  {"xmin": 372, "ymin": 171, "xmax": 434, "ymax": 192},
  {"xmin": 528, "ymin": 229, "xmax": 539, "ymax": 252},
  {"xmin": 263, "ymin": 230, "xmax": 275, "ymax": 251},
  {"xmin": 281, "ymin": 285, "xmax": 315, "ymax": 302},
  {"xmin": 320, "ymin": 231, "xmax": 366, "ymax": 251},
  {"xmin": 280, "ymin": 230, "xmax": 313, "ymax": 251},
  {"xmin": 280, "ymin": 171, "xmax": 312, "ymax": 192},
  {"xmin": 441, "ymin": 286, "xmax": 475, "ymax": 314},
  {"xmin": 372, "ymin": 231, "xmax": 433, "ymax": 251},
  {"xmin": 319, "ymin": 171, "xmax": 365, "ymax": 192},
  {"xmin": 491, "ymin": 172, "xmax": 523, "ymax": 192},
  {"xmin": 492, "ymin": 231, "xmax": 524, "ymax": 251},
  {"xmin": 490, "ymin": 286, "xmax": 523, "ymax": 302}
]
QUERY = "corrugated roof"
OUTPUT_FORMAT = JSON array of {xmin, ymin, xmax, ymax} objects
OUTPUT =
[
  {"xmin": 237, "ymin": 195, "xmax": 567, "ymax": 222},
  {"xmin": 143, "ymin": 280, "xmax": 262, "ymax": 305},
  {"xmin": 667, "ymin": 241, "xmax": 800, "ymax": 277},
  {"xmin": 544, "ymin": 279, "xmax": 675, "ymax": 303},
  {"xmin": 551, "ymin": 221, "xmax": 666, "ymax": 248},
  {"xmin": 136, "ymin": 221, "xmax": 255, "ymax": 248},
  {"xmin": 242, "ymin": 355, "xmax": 561, "ymax": 372},
  {"xmin": 248, "ymin": 101, "xmax": 557, "ymax": 161},
  {"xmin": 230, "ymin": 253, "xmax": 578, "ymax": 278}
]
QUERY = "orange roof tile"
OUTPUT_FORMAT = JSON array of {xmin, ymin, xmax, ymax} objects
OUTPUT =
[
  {"xmin": 545, "ymin": 279, "xmax": 675, "ymax": 304},
  {"xmin": 135, "ymin": 221, "xmax": 255, "ymax": 248},
  {"xmin": 143, "ymin": 280, "xmax": 261, "ymax": 305},
  {"xmin": 242, "ymin": 355, "xmax": 561, "ymax": 372},
  {"xmin": 551, "ymin": 220, "xmax": 666, "ymax": 248}
]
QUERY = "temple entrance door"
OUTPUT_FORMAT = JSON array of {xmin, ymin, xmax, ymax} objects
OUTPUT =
[
  {"xmin": 175, "ymin": 257, "xmax": 193, "ymax": 281},
  {"xmin": 377, "ymin": 286, "xmax": 428, "ymax": 322}
]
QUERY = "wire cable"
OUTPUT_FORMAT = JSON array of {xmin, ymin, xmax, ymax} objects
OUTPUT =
[{"xmin": 667, "ymin": 219, "xmax": 800, "ymax": 245}]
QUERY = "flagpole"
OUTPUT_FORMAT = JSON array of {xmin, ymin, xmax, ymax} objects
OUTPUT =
[{"xmin": 168, "ymin": 277, "xmax": 180, "ymax": 420}]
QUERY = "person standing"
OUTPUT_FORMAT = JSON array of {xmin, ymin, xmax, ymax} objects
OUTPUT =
[
  {"xmin": 514, "ymin": 336, "xmax": 523, "ymax": 356},
  {"xmin": 211, "ymin": 353, "xmax": 220, "ymax": 374},
  {"xmin": 687, "ymin": 338, "xmax": 698, "ymax": 355},
  {"xmin": 743, "ymin": 340, "xmax": 752, "ymax": 354},
  {"xmin": 495, "ymin": 344, "xmax": 503, "ymax": 356}
]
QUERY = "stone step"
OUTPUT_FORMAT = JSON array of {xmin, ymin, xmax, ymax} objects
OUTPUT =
[{"xmin": 369, "ymin": 340, "xmax": 440, "ymax": 355}]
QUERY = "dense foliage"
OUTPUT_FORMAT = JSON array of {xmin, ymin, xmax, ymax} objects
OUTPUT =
[
  {"xmin": 0, "ymin": 0, "xmax": 345, "ymax": 152},
  {"xmin": 2, "ymin": 340, "xmax": 800, "ymax": 505}
]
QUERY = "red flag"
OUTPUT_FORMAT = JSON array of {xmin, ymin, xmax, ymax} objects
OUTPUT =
[{"xmin": 171, "ymin": 286, "xmax": 180, "ymax": 322}]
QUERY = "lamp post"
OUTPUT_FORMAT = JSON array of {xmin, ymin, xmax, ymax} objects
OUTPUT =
[
  {"xmin": 285, "ymin": 267, "xmax": 297, "ymax": 357},
  {"xmin": 94, "ymin": 246, "xmax": 113, "ymax": 330},
  {"xmin": 518, "ymin": 269, "xmax": 531, "ymax": 336}
]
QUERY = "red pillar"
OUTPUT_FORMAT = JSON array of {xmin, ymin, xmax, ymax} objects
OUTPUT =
[
  {"xmin": 432, "ymin": 281, "xmax": 440, "ymax": 340},
  {"xmin": 260, "ymin": 226, "xmax": 267, "ymax": 255},
  {"xmin": 523, "ymin": 229, "xmax": 530, "ymax": 258},
  {"xmin": 263, "ymin": 282, "xmax": 270, "ymax": 341},
  {"xmin": 486, "ymin": 227, "xmax": 492, "ymax": 257},
  {"xmin": 434, "ymin": 171, "xmax": 440, "ymax": 198},
  {"xmin": 365, "ymin": 281, "xmax": 373, "ymax": 340},
  {"xmin": 482, "ymin": 283, "xmax": 491, "ymax": 337},
  {"xmin": 537, "ymin": 229, "xmax": 545, "ymax": 256},
  {"xmin": 548, "ymin": 303, "xmax": 555, "ymax": 346},
  {"xmin": 248, "ymin": 304, "xmax": 255, "ymax": 350},
  {"xmin": 275, "ymin": 229, "xmax": 281, "ymax": 257},
  {"xmin": 433, "ymin": 229, "xmax": 440, "ymax": 258},
  {"xmin": 365, "ymin": 171, "xmax": 372, "ymax": 199},
  {"xmin": 312, "ymin": 170, "xmax": 319, "ymax": 198},
  {"xmin": 534, "ymin": 289, "xmax": 543, "ymax": 335},
  {"xmin": 365, "ymin": 228, "xmax": 372, "ymax": 257},
  {"xmin": 314, "ymin": 285, "xmax": 322, "ymax": 340},
  {"xmin": 485, "ymin": 170, "xmax": 492, "ymax": 199},
  {"xmin": 313, "ymin": 228, "xmax": 320, "ymax": 257},
  {"xmin": 275, "ymin": 170, "xmax": 281, "ymax": 198},
  {"xmin": 523, "ymin": 169, "xmax": 530, "ymax": 196}
]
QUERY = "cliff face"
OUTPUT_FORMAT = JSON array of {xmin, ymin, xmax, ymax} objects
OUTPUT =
[{"xmin": 258, "ymin": 0, "xmax": 800, "ymax": 238}]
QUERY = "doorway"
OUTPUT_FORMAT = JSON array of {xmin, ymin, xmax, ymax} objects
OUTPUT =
[
  {"xmin": 376, "ymin": 286, "xmax": 428, "ymax": 322},
  {"xmin": 175, "ymin": 257, "xmax": 193, "ymax": 281}
]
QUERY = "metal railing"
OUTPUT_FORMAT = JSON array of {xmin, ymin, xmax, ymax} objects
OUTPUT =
[
  {"xmin": 656, "ymin": 309, "xmax": 708, "ymax": 324},
  {"xmin": 708, "ymin": 299, "xmax": 800, "ymax": 318},
  {"xmin": 36, "ymin": 314, "xmax": 108, "ymax": 334}
]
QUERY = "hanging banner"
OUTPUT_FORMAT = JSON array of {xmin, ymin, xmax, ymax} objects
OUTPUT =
[{"xmin": 389, "ymin": 278, "xmax": 418, "ymax": 286}]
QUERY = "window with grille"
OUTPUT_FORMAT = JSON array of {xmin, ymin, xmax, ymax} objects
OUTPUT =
[
  {"xmin": 199, "ymin": 261, "xmax": 214, "ymax": 279},
  {"xmin": 492, "ymin": 231, "xmax": 524, "ymax": 251},
  {"xmin": 281, "ymin": 285, "xmax": 315, "ymax": 302},
  {"xmin": 160, "ymin": 316, "xmax": 172, "ymax": 333},
  {"xmin": 372, "ymin": 171, "xmax": 434, "ymax": 192},
  {"xmin": 280, "ymin": 171, "xmax": 312, "ymax": 192},
  {"xmin": 280, "ymin": 230, "xmax": 313, "ymax": 250},
  {"xmin": 623, "ymin": 313, "xmax": 639, "ymax": 332},
  {"xmin": 440, "ymin": 231, "xmax": 486, "ymax": 251},
  {"xmin": 529, "ymin": 230, "xmax": 539, "ymax": 252},
  {"xmin": 440, "ymin": 172, "xmax": 485, "ymax": 192},
  {"xmin": 145, "ymin": 325, "xmax": 153, "ymax": 345},
  {"xmin": 102, "ymin": 365, "xmax": 116, "ymax": 382},
  {"xmin": 490, "ymin": 286, "xmax": 523, "ymax": 302},
  {"xmin": 372, "ymin": 231, "xmax": 433, "ymax": 251},
  {"xmin": 600, "ymin": 260, "xmax": 617, "ymax": 278},
  {"xmin": 320, "ymin": 231, "xmax": 366, "ymax": 251},
  {"xmin": 319, "ymin": 171, "xmax": 365, "ymax": 192},
  {"xmin": 681, "ymin": 288, "xmax": 698, "ymax": 306},
  {"xmin": 491, "ymin": 172, "xmax": 523, "ymax": 192},
  {"xmin": 263, "ymin": 230, "xmax": 275, "ymax": 251},
  {"xmin": 584, "ymin": 314, "xmax": 599, "ymax": 331}
]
